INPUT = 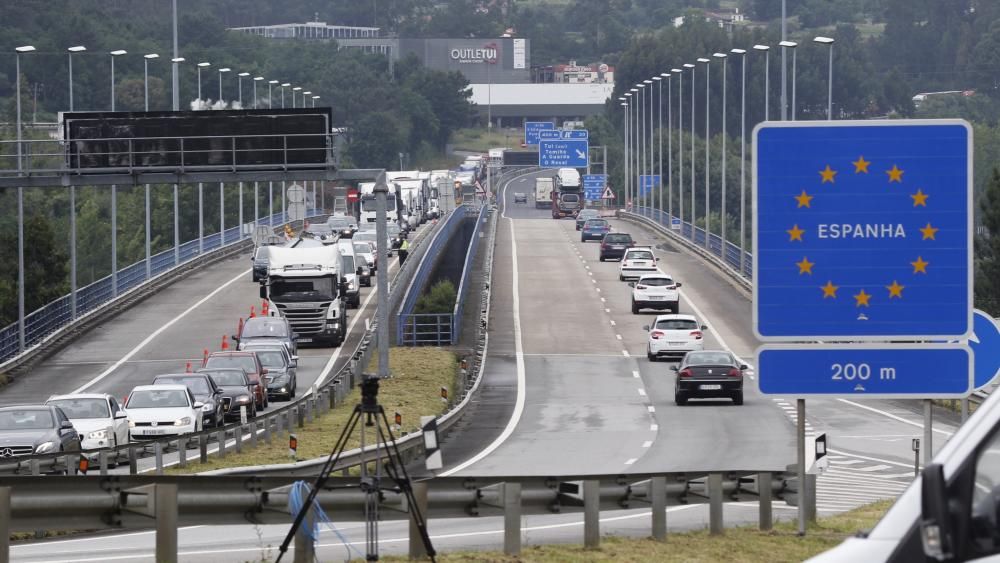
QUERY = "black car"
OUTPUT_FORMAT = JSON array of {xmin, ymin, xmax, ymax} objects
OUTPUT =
[
  {"xmin": 0, "ymin": 405, "xmax": 81, "ymax": 472},
  {"xmin": 575, "ymin": 209, "xmax": 601, "ymax": 230},
  {"xmin": 513, "ymin": 192, "xmax": 527, "ymax": 204},
  {"xmin": 200, "ymin": 368, "xmax": 257, "ymax": 420},
  {"xmin": 599, "ymin": 233, "xmax": 635, "ymax": 261},
  {"xmin": 672, "ymin": 350, "xmax": 747, "ymax": 406},
  {"xmin": 251, "ymin": 245, "xmax": 270, "ymax": 283},
  {"xmin": 151, "ymin": 373, "xmax": 226, "ymax": 427},
  {"xmin": 245, "ymin": 345, "xmax": 298, "ymax": 400},
  {"xmin": 235, "ymin": 316, "xmax": 298, "ymax": 357}
]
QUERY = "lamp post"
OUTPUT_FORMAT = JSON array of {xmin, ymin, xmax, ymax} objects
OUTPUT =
[
  {"xmin": 732, "ymin": 48, "xmax": 748, "ymax": 274},
  {"xmin": 620, "ymin": 96, "xmax": 628, "ymax": 207},
  {"xmin": 280, "ymin": 83, "xmax": 290, "ymax": 108},
  {"xmin": 196, "ymin": 61, "xmax": 210, "ymax": 105},
  {"xmin": 303, "ymin": 91, "xmax": 311, "ymax": 108},
  {"xmin": 644, "ymin": 78, "xmax": 654, "ymax": 211},
  {"xmin": 698, "ymin": 57, "xmax": 710, "ymax": 248},
  {"xmin": 653, "ymin": 75, "xmax": 663, "ymax": 215},
  {"xmin": 311, "ymin": 95, "xmax": 320, "ymax": 107},
  {"xmin": 781, "ymin": 0, "xmax": 788, "ymax": 120},
  {"xmin": 170, "ymin": 57, "xmax": 184, "ymax": 107},
  {"xmin": 673, "ymin": 68, "xmax": 683, "ymax": 225},
  {"xmin": 779, "ymin": 41, "xmax": 797, "ymax": 120},
  {"xmin": 292, "ymin": 86, "xmax": 302, "ymax": 108},
  {"xmin": 110, "ymin": 50, "xmax": 127, "ymax": 111},
  {"xmin": 237, "ymin": 72, "xmax": 249, "ymax": 106},
  {"xmin": 714, "ymin": 52, "xmax": 727, "ymax": 251},
  {"xmin": 753, "ymin": 45, "xmax": 770, "ymax": 121},
  {"xmin": 684, "ymin": 63, "xmax": 695, "ymax": 240},
  {"xmin": 637, "ymin": 82, "xmax": 645, "ymax": 211},
  {"xmin": 664, "ymin": 72, "xmax": 673, "ymax": 222},
  {"xmin": 218, "ymin": 67, "xmax": 231, "ymax": 104},
  {"xmin": 15, "ymin": 45, "xmax": 35, "ymax": 352},
  {"xmin": 814, "ymin": 36, "xmax": 835, "ymax": 120},
  {"xmin": 143, "ymin": 54, "xmax": 158, "ymax": 111},
  {"xmin": 630, "ymin": 87, "xmax": 639, "ymax": 209},
  {"xmin": 67, "ymin": 46, "xmax": 85, "ymax": 112},
  {"xmin": 171, "ymin": 0, "xmax": 180, "ymax": 110},
  {"xmin": 253, "ymin": 76, "xmax": 264, "ymax": 109},
  {"xmin": 624, "ymin": 92, "xmax": 633, "ymax": 207},
  {"xmin": 268, "ymin": 80, "xmax": 278, "ymax": 109}
]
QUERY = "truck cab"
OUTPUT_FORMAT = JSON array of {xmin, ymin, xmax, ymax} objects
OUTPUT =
[
  {"xmin": 260, "ymin": 245, "xmax": 347, "ymax": 347},
  {"xmin": 359, "ymin": 181, "xmax": 401, "ymax": 226}
]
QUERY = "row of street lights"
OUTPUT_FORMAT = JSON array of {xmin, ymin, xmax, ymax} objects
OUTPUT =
[{"xmin": 619, "ymin": 36, "xmax": 835, "ymax": 270}]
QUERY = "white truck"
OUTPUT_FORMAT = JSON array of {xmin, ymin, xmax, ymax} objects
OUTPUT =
[
  {"xmin": 534, "ymin": 177, "xmax": 554, "ymax": 209},
  {"xmin": 260, "ymin": 245, "xmax": 348, "ymax": 347},
  {"xmin": 359, "ymin": 181, "xmax": 402, "ymax": 226}
]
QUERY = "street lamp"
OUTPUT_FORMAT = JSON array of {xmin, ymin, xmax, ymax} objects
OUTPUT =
[
  {"xmin": 143, "ymin": 54, "xmax": 159, "ymax": 111},
  {"xmin": 814, "ymin": 36, "xmax": 835, "ymax": 120},
  {"xmin": 661, "ymin": 73, "xmax": 672, "ymax": 221},
  {"xmin": 268, "ymin": 80, "xmax": 278, "ymax": 109},
  {"xmin": 14, "ymin": 45, "xmax": 35, "ymax": 352},
  {"xmin": 753, "ymin": 45, "xmax": 770, "ymax": 121},
  {"xmin": 625, "ymin": 91, "xmax": 634, "ymax": 207},
  {"xmin": 653, "ymin": 75, "xmax": 663, "ymax": 215},
  {"xmin": 684, "ymin": 63, "xmax": 696, "ymax": 239},
  {"xmin": 218, "ymin": 67, "xmax": 231, "ymax": 104},
  {"xmin": 672, "ymin": 68, "xmax": 683, "ymax": 225},
  {"xmin": 253, "ymin": 76, "xmax": 264, "ymax": 109},
  {"xmin": 67, "ymin": 46, "xmax": 85, "ymax": 112},
  {"xmin": 312, "ymin": 95, "xmax": 320, "ymax": 107},
  {"xmin": 698, "ymin": 57, "xmax": 710, "ymax": 248},
  {"xmin": 196, "ymin": 61, "xmax": 210, "ymax": 104},
  {"xmin": 635, "ymin": 83, "xmax": 644, "ymax": 210},
  {"xmin": 292, "ymin": 86, "xmax": 302, "ymax": 108},
  {"xmin": 644, "ymin": 78, "xmax": 654, "ymax": 211},
  {"xmin": 713, "ymin": 52, "xmax": 728, "ymax": 250},
  {"xmin": 170, "ymin": 57, "xmax": 185, "ymax": 108},
  {"xmin": 110, "ymin": 50, "xmax": 127, "ymax": 111},
  {"xmin": 731, "ymin": 48, "xmax": 748, "ymax": 274},
  {"xmin": 237, "ymin": 72, "xmax": 250, "ymax": 106},
  {"xmin": 779, "ymin": 41, "xmax": 797, "ymax": 120},
  {"xmin": 280, "ymin": 83, "xmax": 290, "ymax": 108},
  {"xmin": 621, "ymin": 101, "xmax": 629, "ymax": 205},
  {"xmin": 303, "ymin": 91, "xmax": 311, "ymax": 108}
]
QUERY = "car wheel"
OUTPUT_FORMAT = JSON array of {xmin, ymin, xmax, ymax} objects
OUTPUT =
[
  {"xmin": 733, "ymin": 391, "xmax": 744, "ymax": 406},
  {"xmin": 632, "ymin": 301, "xmax": 639, "ymax": 314},
  {"xmin": 647, "ymin": 350, "xmax": 656, "ymax": 362},
  {"xmin": 619, "ymin": 274, "xmax": 624, "ymax": 281},
  {"xmin": 670, "ymin": 304, "xmax": 679, "ymax": 314},
  {"xmin": 675, "ymin": 393, "xmax": 688, "ymax": 406},
  {"xmin": 599, "ymin": 256, "xmax": 604, "ymax": 262}
]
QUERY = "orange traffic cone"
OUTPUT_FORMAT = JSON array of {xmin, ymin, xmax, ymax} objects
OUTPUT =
[
  {"xmin": 203, "ymin": 348, "xmax": 209, "ymax": 366},
  {"xmin": 262, "ymin": 299, "xmax": 269, "ymax": 316},
  {"xmin": 221, "ymin": 335, "xmax": 230, "ymax": 351},
  {"xmin": 249, "ymin": 305, "xmax": 256, "ymax": 318},
  {"xmin": 185, "ymin": 362, "xmax": 192, "ymax": 373}
]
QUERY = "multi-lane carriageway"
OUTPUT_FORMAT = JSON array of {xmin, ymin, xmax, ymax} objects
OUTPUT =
[{"xmin": 5, "ymin": 169, "xmax": 969, "ymax": 561}]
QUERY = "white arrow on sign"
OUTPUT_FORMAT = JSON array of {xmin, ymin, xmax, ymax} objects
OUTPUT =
[{"xmin": 575, "ymin": 149, "xmax": 586, "ymax": 159}]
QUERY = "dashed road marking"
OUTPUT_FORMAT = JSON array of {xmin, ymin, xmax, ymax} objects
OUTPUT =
[
  {"xmin": 622, "ymin": 350, "xmax": 630, "ymax": 357},
  {"xmin": 632, "ymin": 370, "xmax": 640, "ymax": 378},
  {"xmin": 624, "ymin": 458, "xmax": 638, "ymax": 465},
  {"xmin": 605, "ymin": 308, "xmax": 611, "ymax": 313},
  {"xmin": 650, "ymin": 424, "xmax": 659, "ymax": 431},
  {"xmin": 647, "ymin": 405, "xmax": 656, "ymax": 413},
  {"xmin": 638, "ymin": 388, "xmax": 647, "ymax": 397}
]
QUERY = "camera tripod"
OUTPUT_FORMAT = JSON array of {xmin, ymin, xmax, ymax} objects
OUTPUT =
[{"xmin": 275, "ymin": 377, "xmax": 436, "ymax": 562}]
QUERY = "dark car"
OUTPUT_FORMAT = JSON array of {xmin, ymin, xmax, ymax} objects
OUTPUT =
[
  {"xmin": 581, "ymin": 219, "xmax": 612, "ymax": 242},
  {"xmin": 151, "ymin": 373, "xmax": 225, "ymax": 428},
  {"xmin": 235, "ymin": 316, "xmax": 298, "ymax": 357},
  {"xmin": 0, "ymin": 405, "xmax": 81, "ymax": 471},
  {"xmin": 251, "ymin": 245, "xmax": 270, "ymax": 283},
  {"xmin": 327, "ymin": 216, "xmax": 357, "ymax": 239},
  {"xmin": 599, "ymin": 233, "xmax": 635, "ymax": 261},
  {"xmin": 513, "ymin": 192, "xmax": 527, "ymax": 204},
  {"xmin": 672, "ymin": 350, "xmax": 748, "ymax": 406},
  {"xmin": 303, "ymin": 223, "xmax": 337, "ymax": 244},
  {"xmin": 575, "ymin": 209, "xmax": 601, "ymax": 230},
  {"xmin": 200, "ymin": 368, "xmax": 257, "ymax": 420},
  {"xmin": 204, "ymin": 352, "xmax": 269, "ymax": 410},
  {"xmin": 245, "ymin": 345, "xmax": 298, "ymax": 400}
]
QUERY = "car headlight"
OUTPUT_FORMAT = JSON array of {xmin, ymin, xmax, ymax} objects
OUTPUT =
[
  {"xmin": 128, "ymin": 420, "xmax": 136, "ymax": 428},
  {"xmin": 86, "ymin": 429, "xmax": 109, "ymax": 441},
  {"xmin": 235, "ymin": 396, "xmax": 251, "ymax": 404},
  {"xmin": 349, "ymin": 280, "xmax": 357, "ymax": 290},
  {"xmin": 174, "ymin": 417, "xmax": 193, "ymax": 427},
  {"xmin": 201, "ymin": 403, "xmax": 214, "ymax": 412},
  {"xmin": 35, "ymin": 441, "xmax": 58, "ymax": 454}
]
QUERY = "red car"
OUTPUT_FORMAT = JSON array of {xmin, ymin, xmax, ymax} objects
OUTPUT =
[{"xmin": 204, "ymin": 351, "xmax": 269, "ymax": 410}]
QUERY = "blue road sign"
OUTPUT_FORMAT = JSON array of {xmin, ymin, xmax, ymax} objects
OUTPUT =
[
  {"xmin": 524, "ymin": 121, "xmax": 555, "ymax": 146},
  {"xmin": 753, "ymin": 120, "xmax": 972, "ymax": 341},
  {"xmin": 564, "ymin": 129, "xmax": 589, "ymax": 139},
  {"xmin": 538, "ymin": 130, "xmax": 563, "ymax": 140},
  {"xmin": 639, "ymin": 175, "xmax": 661, "ymax": 196},
  {"xmin": 971, "ymin": 309, "xmax": 1000, "ymax": 391},
  {"xmin": 671, "ymin": 217, "xmax": 682, "ymax": 230},
  {"xmin": 583, "ymin": 174, "xmax": 606, "ymax": 201},
  {"xmin": 539, "ymin": 139, "xmax": 589, "ymax": 168},
  {"xmin": 757, "ymin": 344, "xmax": 972, "ymax": 398}
]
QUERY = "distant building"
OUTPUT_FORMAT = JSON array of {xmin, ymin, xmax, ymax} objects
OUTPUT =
[
  {"xmin": 911, "ymin": 90, "xmax": 972, "ymax": 108},
  {"xmin": 551, "ymin": 61, "xmax": 615, "ymax": 84},
  {"xmin": 673, "ymin": 9, "xmax": 747, "ymax": 29},
  {"xmin": 468, "ymin": 83, "xmax": 615, "ymax": 127},
  {"xmin": 228, "ymin": 21, "xmax": 381, "ymax": 40}
]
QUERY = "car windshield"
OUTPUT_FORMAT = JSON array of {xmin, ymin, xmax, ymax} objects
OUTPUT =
[
  {"xmin": 585, "ymin": 220, "xmax": 608, "ymax": 228},
  {"xmin": 354, "ymin": 243, "xmax": 372, "ymax": 255},
  {"xmin": 686, "ymin": 352, "xmax": 733, "ymax": 366},
  {"xmin": 328, "ymin": 218, "xmax": 354, "ymax": 229},
  {"xmin": 205, "ymin": 356, "xmax": 257, "ymax": 373},
  {"xmin": 605, "ymin": 234, "xmax": 631, "ymax": 243},
  {"xmin": 641, "ymin": 277, "xmax": 674, "ymax": 287},
  {"xmin": 579, "ymin": 210, "xmax": 599, "ymax": 218},
  {"xmin": 47, "ymin": 398, "xmax": 110, "ymax": 419},
  {"xmin": 627, "ymin": 251, "xmax": 654, "ymax": 261},
  {"xmin": 0, "ymin": 409, "xmax": 54, "ymax": 430},
  {"xmin": 241, "ymin": 320, "xmax": 288, "ymax": 338},
  {"xmin": 254, "ymin": 350, "xmax": 287, "ymax": 368},
  {"xmin": 155, "ymin": 377, "xmax": 211, "ymax": 395},
  {"xmin": 126, "ymin": 390, "xmax": 190, "ymax": 409},
  {"xmin": 655, "ymin": 319, "xmax": 698, "ymax": 330},
  {"xmin": 306, "ymin": 225, "xmax": 333, "ymax": 236},
  {"xmin": 269, "ymin": 276, "xmax": 335, "ymax": 302},
  {"xmin": 354, "ymin": 233, "xmax": 377, "ymax": 243},
  {"xmin": 204, "ymin": 371, "xmax": 247, "ymax": 386},
  {"xmin": 561, "ymin": 194, "xmax": 580, "ymax": 202}
]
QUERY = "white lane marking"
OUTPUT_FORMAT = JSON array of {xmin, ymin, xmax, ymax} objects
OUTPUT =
[
  {"xmin": 647, "ymin": 405, "xmax": 656, "ymax": 413},
  {"xmin": 588, "ymin": 272, "xmax": 593, "ymax": 276},
  {"xmin": 837, "ymin": 399, "xmax": 953, "ymax": 436},
  {"xmin": 624, "ymin": 458, "xmax": 638, "ymax": 465},
  {"xmin": 678, "ymin": 287, "xmax": 735, "ymax": 357},
  {"xmin": 650, "ymin": 424, "xmax": 659, "ymax": 431},
  {"xmin": 591, "ymin": 279, "xmax": 597, "ymax": 284},
  {"xmin": 638, "ymin": 388, "xmax": 647, "ymax": 397},
  {"xmin": 827, "ymin": 447, "xmax": 916, "ymax": 469},
  {"xmin": 596, "ymin": 288, "xmax": 601, "ymax": 292},
  {"xmin": 622, "ymin": 350, "xmax": 630, "ymax": 357},
  {"xmin": 601, "ymin": 297, "xmax": 607, "ymax": 303},
  {"xmin": 616, "ymin": 334, "xmax": 623, "ymax": 340},
  {"xmin": 314, "ymin": 278, "xmax": 381, "ymax": 387},
  {"xmin": 854, "ymin": 464, "xmax": 893, "ymax": 472},
  {"xmin": 605, "ymin": 308, "xmax": 611, "ymax": 313},
  {"xmin": 632, "ymin": 370, "xmax": 640, "ymax": 378},
  {"xmin": 642, "ymin": 440, "xmax": 653, "ymax": 448},
  {"xmin": 440, "ymin": 219, "xmax": 526, "ymax": 476},
  {"xmin": 73, "ymin": 268, "xmax": 252, "ymax": 393}
]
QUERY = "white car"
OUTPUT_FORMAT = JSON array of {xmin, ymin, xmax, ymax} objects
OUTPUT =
[
  {"xmin": 45, "ymin": 393, "xmax": 129, "ymax": 452},
  {"xmin": 354, "ymin": 241, "xmax": 376, "ymax": 274},
  {"xmin": 619, "ymin": 247, "xmax": 661, "ymax": 281},
  {"xmin": 644, "ymin": 314, "xmax": 706, "ymax": 362},
  {"xmin": 124, "ymin": 385, "xmax": 203, "ymax": 440},
  {"xmin": 629, "ymin": 274, "xmax": 682, "ymax": 314}
]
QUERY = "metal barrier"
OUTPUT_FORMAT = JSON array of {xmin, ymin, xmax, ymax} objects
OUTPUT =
[
  {"xmin": 631, "ymin": 206, "xmax": 754, "ymax": 279},
  {"xmin": 399, "ymin": 313, "xmax": 455, "ymax": 346},
  {"xmin": 452, "ymin": 203, "xmax": 490, "ymax": 345},
  {"xmin": 0, "ymin": 209, "xmax": 317, "ymax": 366}
]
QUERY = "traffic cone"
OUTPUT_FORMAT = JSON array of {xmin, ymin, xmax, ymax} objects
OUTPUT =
[
  {"xmin": 221, "ymin": 335, "xmax": 229, "ymax": 351},
  {"xmin": 237, "ymin": 317, "xmax": 244, "ymax": 337},
  {"xmin": 185, "ymin": 362, "xmax": 192, "ymax": 373},
  {"xmin": 262, "ymin": 299, "xmax": 269, "ymax": 316},
  {"xmin": 203, "ymin": 348, "xmax": 209, "ymax": 366},
  {"xmin": 249, "ymin": 306, "xmax": 256, "ymax": 319}
]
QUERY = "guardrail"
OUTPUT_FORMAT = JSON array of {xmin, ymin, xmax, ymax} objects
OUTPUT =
[
  {"xmin": 629, "ymin": 206, "xmax": 753, "ymax": 280},
  {"xmin": 0, "ymin": 469, "xmax": 791, "ymax": 558},
  {"xmin": 0, "ymin": 208, "xmax": 318, "ymax": 368},
  {"xmin": 452, "ymin": 202, "xmax": 490, "ymax": 344},
  {"xmin": 399, "ymin": 313, "xmax": 455, "ymax": 346}
]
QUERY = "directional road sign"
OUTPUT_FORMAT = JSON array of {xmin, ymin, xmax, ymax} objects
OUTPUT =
[
  {"xmin": 971, "ymin": 309, "xmax": 1000, "ymax": 391},
  {"xmin": 524, "ymin": 121, "xmax": 555, "ymax": 146},
  {"xmin": 563, "ymin": 129, "xmax": 589, "ymax": 139},
  {"xmin": 583, "ymin": 174, "xmax": 606, "ymax": 201},
  {"xmin": 753, "ymin": 120, "xmax": 972, "ymax": 341},
  {"xmin": 538, "ymin": 130, "xmax": 563, "ymax": 140},
  {"xmin": 757, "ymin": 344, "xmax": 972, "ymax": 398},
  {"xmin": 670, "ymin": 217, "xmax": 682, "ymax": 230},
  {"xmin": 639, "ymin": 175, "xmax": 661, "ymax": 196},
  {"xmin": 539, "ymin": 139, "xmax": 589, "ymax": 168}
]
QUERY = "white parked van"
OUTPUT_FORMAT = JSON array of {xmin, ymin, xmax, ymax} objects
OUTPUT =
[{"xmin": 555, "ymin": 168, "xmax": 581, "ymax": 190}]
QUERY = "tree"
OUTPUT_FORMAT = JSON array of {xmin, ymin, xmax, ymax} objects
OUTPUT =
[
  {"xmin": 414, "ymin": 280, "xmax": 457, "ymax": 314},
  {"xmin": 347, "ymin": 112, "xmax": 407, "ymax": 169},
  {"xmin": 976, "ymin": 168, "xmax": 1000, "ymax": 315}
]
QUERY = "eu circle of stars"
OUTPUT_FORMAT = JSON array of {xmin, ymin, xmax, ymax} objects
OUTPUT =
[{"xmin": 755, "ymin": 123, "xmax": 971, "ymax": 339}]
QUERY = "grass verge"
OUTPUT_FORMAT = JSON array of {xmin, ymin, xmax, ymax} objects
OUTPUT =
[
  {"xmin": 383, "ymin": 500, "xmax": 892, "ymax": 562},
  {"xmin": 167, "ymin": 347, "xmax": 458, "ymax": 474}
]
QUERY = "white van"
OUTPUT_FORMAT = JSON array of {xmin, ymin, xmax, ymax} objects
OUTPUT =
[{"xmin": 555, "ymin": 168, "xmax": 581, "ymax": 190}]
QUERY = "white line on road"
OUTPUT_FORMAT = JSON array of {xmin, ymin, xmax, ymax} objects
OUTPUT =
[
  {"xmin": 616, "ymin": 334, "xmax": 623, "ymax": 340},
  {"xmin": 647, "ymin": 405, "xmax": 655, "ymax": 413},
  {"xmin": 624, "ymin": 458, "xmax": 637, "ymax": 465},
  {"xmin": 642, "ymin": 440, "xmax": 653, "ymax": 448},
  {"xmin": 605, "ymin": 308, "xmax": 611, "ymax": 313},
  {"xmin": 610, "ymin": 320, "xmax": 616, "ymax": 326},
  {"xmin": 650, "ymin": 424, "xmax": 659, "ymax": 431},
  {"xmin": 622, "ymin": 350, "xmax": 630, "ymax": 357},
  {"xmin": 837, "ymin": 399, "xmax": 954, "ymax": 436},
  {"xmin": 827, "ymin": 447, "xmax": 916, "ymax": 469},
  {"xmin": 638, "ymin": 388, "xmax": 646, "ymax": 397},
  {"xmin": 632, "ymin": 370, "xmax": 640, "ymax": 378},
  {"xmin": 72, "ymin": 267, "xmax": 252, "ymax": 393}
]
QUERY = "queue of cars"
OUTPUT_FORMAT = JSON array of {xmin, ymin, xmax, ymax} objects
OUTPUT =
[{"xmin": 577, "ymin": 210, "xmax": 746, "ymax": 406}]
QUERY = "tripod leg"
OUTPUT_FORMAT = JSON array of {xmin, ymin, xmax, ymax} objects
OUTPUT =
[{"xmin": 276, "ymin": 405, "xmax": 365, "ymax": 563}]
